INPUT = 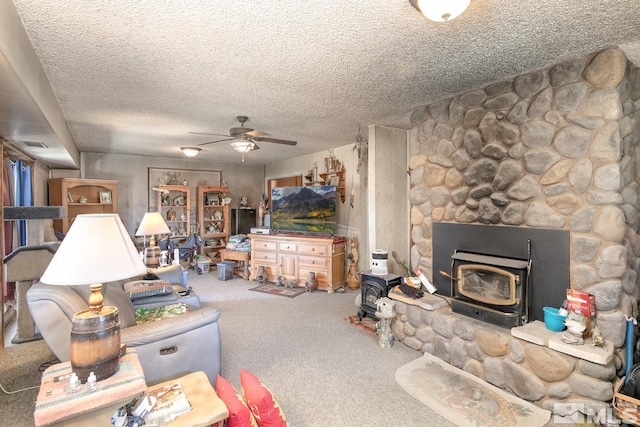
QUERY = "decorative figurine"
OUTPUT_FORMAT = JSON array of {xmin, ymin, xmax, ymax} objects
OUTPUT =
[
  {"xmin": 240, "ymin": 196, "xmax": 249, "ymax": 208},
  {"xmin": 346, "ymin": 236, "xmax": 360, "ymax": 289},
  {"xmin": 275, "ymin": 275, "xmax": 285, "ymax": 288},
  {"xmin": 591, "ymin": 324, "xmax": 605, "ymax": 348},
  {"xmin": 167, "ymin": 209, "xmax": 176, "ymax": 221},
  {"xmin": 258, "ymin": 197, "xmax": 269, "ymax": 227},
  {"xmin": 304, "ymin": 272, "xmax": 318, "ymax": 292},
  {"xmin": 256, "ymin": 266, "xmax": 267, "ymax": 285}
]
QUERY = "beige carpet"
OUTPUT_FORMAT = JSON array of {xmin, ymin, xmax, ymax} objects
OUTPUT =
[{"xmin": 395, "ymin": 352, "xmax": 551, "ymax": 427}]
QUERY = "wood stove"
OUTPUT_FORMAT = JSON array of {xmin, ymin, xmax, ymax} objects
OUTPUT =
[
  {"xmin": 357, "ymin": 271, "xmax": 402, "ymax": 321},
  {"xmin": 449, "ymin": 249, "xmax": 531, "ymax": 328}
]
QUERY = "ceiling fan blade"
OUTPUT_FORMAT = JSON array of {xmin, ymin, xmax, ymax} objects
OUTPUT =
[
  {"xmin": 188, "ymin": 131, "xmax": 230, "ymax": 137},
  {"xmin": 197, "ymin": 137, "xmax": 234, "ymax": 146},
  {"xmin": 245, "ymin": 130, "xmax": 269, "ymax": 138},
  {"xmin": 252, "ymin": 137, "xmax": 297, "ymax": 146}
]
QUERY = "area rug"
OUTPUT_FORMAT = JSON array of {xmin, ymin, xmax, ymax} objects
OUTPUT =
[
  {"xmin": 249, "ymin": 283, "xmax": 307, "ymax": 298},
  {"xmin": 395, "ymin": 352, "xmax": 551, "ymax": 427},
  {"xmin": 344, "ymin": 314, "xmax": 376, "ymax": 334}
]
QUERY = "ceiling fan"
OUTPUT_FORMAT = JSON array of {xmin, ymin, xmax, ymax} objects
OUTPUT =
[{"xmin": 187, "ymin": 115, "xmax": 297, "ymax": 160}]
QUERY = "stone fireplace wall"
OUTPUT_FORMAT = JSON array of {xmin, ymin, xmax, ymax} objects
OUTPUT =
[{"xmin": 400, "ymin": 47, "xmax": 640, "ymax": 408}]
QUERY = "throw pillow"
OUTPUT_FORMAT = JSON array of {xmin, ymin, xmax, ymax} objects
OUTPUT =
[
  {"xmin": 240, "ymin": 369, "xmax": 288, "ymax": 427},
  {"xmin": 215, "ymin": 375, "xmax": 259, "ymax": 427}
]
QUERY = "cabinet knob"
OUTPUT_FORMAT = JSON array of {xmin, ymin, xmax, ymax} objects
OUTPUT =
[
  {"xmin": 311, "ymin": 248, "xmax": 315, "ymax": 251},
  {"xmin": 311, "ymin": 260, "xmax": 315, "ymax": 264}
]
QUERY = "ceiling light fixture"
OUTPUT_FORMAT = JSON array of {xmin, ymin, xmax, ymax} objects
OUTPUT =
[
  {"xmin": 230, "ymin": 139, "xmax": 257, "ymax": 163},
  {"xmin": 180, "ymin": 147, "xmax": 201, "ymax": 157},
  {"xmin": 409, "ymin": 0, "xmax": 471, "ymax": 22},
  {"xmin": 230, "ymin": 139, "xmax": 257, "ymax": 154}
]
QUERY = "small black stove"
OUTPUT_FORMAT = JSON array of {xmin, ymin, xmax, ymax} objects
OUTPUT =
[{"xmin": 357, "ymin": 271, "xmax": 402, "ymax": 320}]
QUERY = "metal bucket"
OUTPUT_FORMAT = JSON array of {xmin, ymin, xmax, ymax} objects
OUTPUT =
[{"xmin": 70, "ymin": 306, "xmax": 121, "ymax": 381}]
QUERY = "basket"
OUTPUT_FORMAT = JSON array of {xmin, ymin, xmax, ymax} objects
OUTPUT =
[
  {"xmin": 216, "ymin": 261, "xmax": 235, "ymax": 281},
  {"xmin": 613, "ymin": 377, "xmax": 640, "ymax": 426},
  {"xmin": 196, "ymin": 257, "xmax": 211, "ymax": 273}
]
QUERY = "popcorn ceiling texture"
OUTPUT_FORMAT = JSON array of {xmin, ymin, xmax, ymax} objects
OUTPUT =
[
  {"xmin": 8, "ymin": 1, "xmax": 640, "ymax": 164},
  {"xmin": 396, "ymin": 48, "xmax": 640, "ymax": 415}
]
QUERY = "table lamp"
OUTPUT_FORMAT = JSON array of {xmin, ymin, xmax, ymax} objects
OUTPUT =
[
  {"xmin": 135, "ymin": 211, "xmax": 171, "ymax": 267},
  {"xmin": 40, "ymin": 214, "xmax": 146, "ymax": 382}
]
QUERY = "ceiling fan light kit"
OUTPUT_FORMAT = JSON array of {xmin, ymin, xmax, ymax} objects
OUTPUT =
[
  {"xmin": 409, "ymin": 0, "xmax": 471, "ymax": 22},
  {"xmin": 180, "ymin": 147, "xmax": 201, "ymax": 157},
  {"xmin": 189, "ymin": 115, "xmax": 298, "ymax": 161},
  {"xmin": 230, "ymin": 140, "xmax": 257, "ymax": 154}
]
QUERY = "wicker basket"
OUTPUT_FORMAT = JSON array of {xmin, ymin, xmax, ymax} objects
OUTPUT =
[{"xmin": 613, "ymin": 378, "xmax": 640, "ymax": 426}]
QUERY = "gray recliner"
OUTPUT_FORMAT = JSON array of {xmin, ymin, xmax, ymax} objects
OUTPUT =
[{"xmin": 26, "ymin": 265, "xmax": 221, "ymax": 386}]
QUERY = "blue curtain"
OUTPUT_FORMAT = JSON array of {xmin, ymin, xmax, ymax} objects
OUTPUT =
[{"xmin": 12, "ymin": 160, "xmax": 32, "ymax": 246}]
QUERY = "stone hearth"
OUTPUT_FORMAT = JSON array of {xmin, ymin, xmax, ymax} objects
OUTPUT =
[{"xmin": 406, "ymin": 46, "xmax": 640, "ymax": 416}]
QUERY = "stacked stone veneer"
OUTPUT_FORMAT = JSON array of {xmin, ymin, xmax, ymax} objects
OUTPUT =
[{"xmin": 399, "ymin": 47, "xmax": 640, "ymax": 412}]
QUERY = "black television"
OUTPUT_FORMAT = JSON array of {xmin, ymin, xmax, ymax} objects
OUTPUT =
[{"xmin": 271, "ymin": 185, "xmax": 337, "ymax": 235}]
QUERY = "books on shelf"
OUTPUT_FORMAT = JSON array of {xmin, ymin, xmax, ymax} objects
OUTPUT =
[{"xmin": 146, "ymin": 381, "xmax": 192, "ymax": 422}]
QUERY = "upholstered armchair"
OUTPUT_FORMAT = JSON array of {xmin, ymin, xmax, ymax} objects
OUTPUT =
[{"xmin": 26, "ymin": 266, "xmax": 221, "ymax": 385}]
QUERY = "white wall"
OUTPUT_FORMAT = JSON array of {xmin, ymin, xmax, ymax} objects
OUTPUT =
[
  {"xmin": 51, "ymin": 152, "xmax": 265, "ymax": 235},
  {"xmin": 367, "ymin": 125, "xmax": 409, "ymax": 275}
]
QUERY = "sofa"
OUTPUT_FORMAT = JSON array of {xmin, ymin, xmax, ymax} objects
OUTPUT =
[{"xmin": 26, "ymin": 265, "xmax": 221, "ymax": 385}]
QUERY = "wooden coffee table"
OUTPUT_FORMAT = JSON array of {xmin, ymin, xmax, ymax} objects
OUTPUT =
[{"xmin": 219, "ymin": 249, "xmax": 250, "ymax": 280}]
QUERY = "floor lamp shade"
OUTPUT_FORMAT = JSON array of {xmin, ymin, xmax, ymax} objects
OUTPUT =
[{"xmin": 40, "ymin": 214, "xmax": 147, "ymax": 381}]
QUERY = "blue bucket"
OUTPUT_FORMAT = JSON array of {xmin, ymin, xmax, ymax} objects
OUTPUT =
[{"xmin": 543, "ymin": 307, "xmax": 567, "ymax": 332}]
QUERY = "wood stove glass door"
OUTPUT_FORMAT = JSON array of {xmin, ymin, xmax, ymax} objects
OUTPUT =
[{"xmin": 456, "ymin": 264, "xmax": 517, "ymax": 306}]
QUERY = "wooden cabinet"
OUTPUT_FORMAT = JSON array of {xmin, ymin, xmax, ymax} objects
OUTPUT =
[
  {"xmin": 48, "ymin": 178, "xmax": 118, "ymax": 234},
  {"xmin": 249, "ymin": 233, "xmax": 346, "ymax": 293},
  {"xmin": 157, "ymin": 185, "xmax": 190, "ymax": 239},
  {"xmin": 197, "ymin": 186, "xmax": 229, "ymax": 262}
]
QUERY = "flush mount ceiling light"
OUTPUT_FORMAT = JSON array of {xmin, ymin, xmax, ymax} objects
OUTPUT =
[
  {"xmin": 180, "ymin": 147, "xmax": 201, "ymax": 157},
  {"xmin": 409, "ymin": 0, "xmax": 471, "ymax": 22}
]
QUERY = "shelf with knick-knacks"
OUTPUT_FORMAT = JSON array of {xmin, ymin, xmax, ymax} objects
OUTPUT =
[
  {"xmin": 304, "ymin": 151, "xmax": 346, "ymax": 203},
  {"xmin": 319, "ymin": 167, "xmax": 346, "ymax": 203},
  {"xmin": 197, "ymin": 186, "xmax": 230, "ymax": 260},
  {"xmin": 157, "ymin": 185, "xmax": 191, "ymax": 238}
]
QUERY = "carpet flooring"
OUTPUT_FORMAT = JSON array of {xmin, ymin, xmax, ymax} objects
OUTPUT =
[
  {"xmin": 0, "ymin": 268, "xmax": 558, "ymax": 426},
  {"xmin": 0, "ymin": 339, "xmax": 57, "ymax": 426},
  {"xmin": 396, "ymin": 352, "xmax": 551, "ymax": 427}
]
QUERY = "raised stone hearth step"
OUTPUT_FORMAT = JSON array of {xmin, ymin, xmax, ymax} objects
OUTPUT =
[
  {"xmin": 511, "ymin": 320, "xmax": 613, "ymax": 365},
  {"xmin": 388, "ymin": 287, "xmax": 448, "ymax": 311},
  {"xmin": 510, "ymin": 320, "xmax": 556, "ymax": 346}
]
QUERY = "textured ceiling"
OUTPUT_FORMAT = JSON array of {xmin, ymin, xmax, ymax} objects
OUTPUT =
[{"xmin": 7, "ymin": 0, "xmax": 640, "ymax": 165}]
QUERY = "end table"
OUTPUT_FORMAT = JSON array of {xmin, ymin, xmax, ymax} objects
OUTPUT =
[
  {"xmin": 219, "ymin": 249, "xmax": 250, "ymax": 279},
  {"xmin": 34, "ymin": 349, "xmax": 146, "ymax": 427}
]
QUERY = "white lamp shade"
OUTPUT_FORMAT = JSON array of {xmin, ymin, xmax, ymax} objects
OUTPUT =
[
  {"xmin": 411, "ymin": 0, "xmax": 471, "ymax": 22},
  {"xmin": 135, "ymin": 211, "xmax": 171, "ymax": 236},
  {"xmin": 41, "ymin": 214, "xmax": 146, "ymax": 286}
]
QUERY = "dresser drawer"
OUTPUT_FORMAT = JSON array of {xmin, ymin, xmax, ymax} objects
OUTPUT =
[
  {"xmin": 298, "ymin": 255, "xmax": 328, "ymax": 270},
  {"xmin": 253, "ymin": 240, "xmax": 277, "ymax": 251},
  {"xmin": 278, "ymin": 242, "xmax": 298, "ymax": 252},
  {"xmin": 299, "ymin": 243, "xmax": 329, "ymax": 256},
  {"xmin": 252, "ymin": 251, "xmax": 277, "ymax": 263}
]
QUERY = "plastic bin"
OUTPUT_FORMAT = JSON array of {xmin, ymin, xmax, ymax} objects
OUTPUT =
[
  {"xmin": 197, "ymin": 257, "xmax": 212, "ymax": 274},
  {"xmin": 217, "ymin": 261, "xmax": 235, "ymax": 281}
]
